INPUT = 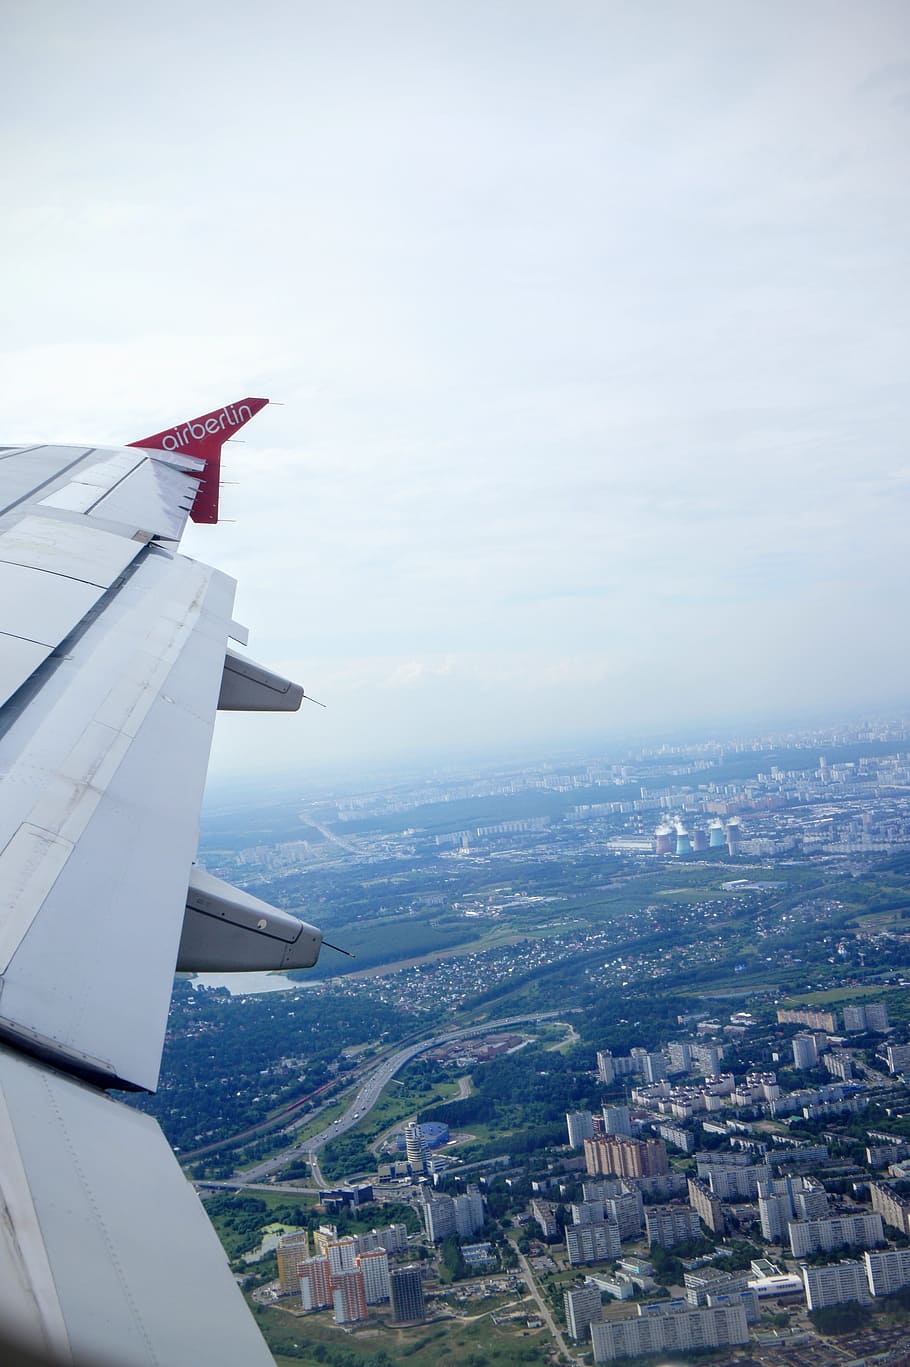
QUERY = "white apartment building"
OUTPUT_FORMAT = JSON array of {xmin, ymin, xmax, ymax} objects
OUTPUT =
[
  {"xmin": 564, "ymin": 1283, "xmax": 602, "ymax": 1340},
  {"xmin": 566, "ymin": 1220, "xmax": 621, "ymax": 1265},
  {"xmin": 567, "ymin": 1111, "xmax": 595, "ymax": 1147},
  {"xmin": 865, "ymin": 1247, "xmax": 910, "ymax": 1297},
  {"xmin": 356, "ymin": 1249, "xmax": 390, "ymax": 1305},
  {"xmin": 802, "ymin": 1260, "xmax": 871, "ymax": 1310},
  {"xmin": 789, "ymin": 1211, "xmax": 885, "ymax": 1258},
  {"xmin": 591, "ymin": 1301, "xmax": 748, "ymax": 1362}
]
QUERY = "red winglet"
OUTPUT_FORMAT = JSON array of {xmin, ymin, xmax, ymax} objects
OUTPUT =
[{"xmin": 129, "ymin": 397, "xmax": 269, "ymax": 524}]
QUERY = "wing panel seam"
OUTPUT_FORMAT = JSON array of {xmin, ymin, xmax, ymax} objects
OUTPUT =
[
  {"xmin": 0, "ymin": 1077, "xmax": 72, "ymax": 1360},
  {"xmin": 0, "ymin": 451, "xmax": 96, "ymax": 518},
  {"xmin": 41, "ymin": 1074, "xmax": 160, "ymax": 1366}
]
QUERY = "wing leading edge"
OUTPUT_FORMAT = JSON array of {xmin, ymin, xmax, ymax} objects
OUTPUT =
[{"xmin": 0, "ymin": 400, "xmax": 320, "ymax": 1365}]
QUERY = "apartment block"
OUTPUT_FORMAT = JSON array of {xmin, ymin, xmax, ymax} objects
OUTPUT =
[
  {"xmin": 792, "ymin": 1033, "xmax": 819, "ymax": 1070},
  {"xmin": 566, "ymin": 1219, "xmax": 621, "ymax": 1265},
  {"xmin": 530, "ymin": 1198, "xmax": 559, "ymax": 1239},
  {"xmin": 870, "ymin": 1182, "xmax": 910, "ymax": 1237},
  {"xmin": 688, "ymin": 1177, "xmax": 726, "ymax": 1236},
  {"xmin": 659, "ymin": 1122, "xmax": 694, "ymax": 1153},
  {"xmin": 376, "ymin": 1223, "xmax": 409, "ymax": 1255},
  {"xmin": 567, "ymin": 1111, "xmax": 595, "ymax": 1147},
  {"xmin": 692, "ymin": 1042, "xmax": 725, "ymax": 1074},
  {"xmin": 572, "ymin": 1199, "xmax": 606, "ymax": 1225},
  {"xmin": 356, "ymin": 1249, "xmax": 390, "ymax": 1305},
  {"xmin": 591, "ymin": 1300, "xmax": 748, "ymax": 1362},
  {"xmin": 886, "ymin": 1043, "xmax": 910, "ymax": 1075},
  {"xmin": 389, "ymin": 1266, "xmax": 426, "ymax": 1323},
  {"xmin": 604, "ymin": 1190, "xmax": 645, "ymax": 1240},
  {"xmin": 777, "ymin": 1007, "xmax": 837, "ymax": 1032},
  {"xmin": 332, "ymin": 1268, "xmax": 367, "ymax": 1325},
  {"xmin": 326, "ymin": 1237, "xmax": 358, "ymax": 1277},
  {"xmin": 843, "ymin": 1002, "xmax": 889, "ymax": 1033},
  {"xmin": 602, "ymin": 1104, "xmax": 633, "ymax": 1137},
  {"xmin": 276, "ymin": 1230, "xmax": 311, "ymax": 1295},
  {"xmin": 865, "ymin": 1247, "xmax": 910, "ymax": 1297},
  {"xmin": 596, "ymin": 1050, "xmax": 615, "ymax": 1085},
  {"xmin": 788, "ymin": 1211, "xmax": 885, "ymax": 1258},
  {"xmin": 584, "ymin": 1135, "xmax": 669, "ymax": 1179},
  {"xmin": 646, "ymin": 1204, "xmax": 702, "ymax": 1249},
  {"xmin": 299, "ymin": 1256, "xmax": 333, "ymax": 1311},
  {"xmin": 667, "ymin": 1041, "xmax": 693, "ymax": 1073},
  {"xmin": 802, "ymin": 1260, "xmax": 871, "ymax": 1311},
  {"xmin": 422, "ymin": 1193, "xmax": 456, "ymax": 1243},
  {"xmin": 684, "ymin": 1267, "xmax": 753, "ymax": 1307},
  {"xmin": 703, "ymin": 1164, "xmax": 771, "ymax": 1200},
  {"xmin": 454, "ymin": 1187, "xmax": 485, "ymax": 1238},
  {"xmin": 564, "ymin": 1283, "xmax": 603, "ymax": 1340}
]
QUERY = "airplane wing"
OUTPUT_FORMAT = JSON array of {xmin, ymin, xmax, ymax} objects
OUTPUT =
[{"xmin": 0, "ymin": 403, "xmax": 321, "ymax": 1365}]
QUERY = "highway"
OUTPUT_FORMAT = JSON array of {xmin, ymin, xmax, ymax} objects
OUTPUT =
[{"xmin": 238, "ymin": 1011, "xmax": 573, "ymax": 1183}]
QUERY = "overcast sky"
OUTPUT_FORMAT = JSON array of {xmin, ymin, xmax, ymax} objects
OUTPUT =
[{"xmin": 3, "ymin": 2, "xmax": 909, "ymax": 779}]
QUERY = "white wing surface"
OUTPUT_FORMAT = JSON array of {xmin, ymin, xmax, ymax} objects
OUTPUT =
[{"xmin": 0, "ymin": 404, "xmax": 319, "ymax": 1365}]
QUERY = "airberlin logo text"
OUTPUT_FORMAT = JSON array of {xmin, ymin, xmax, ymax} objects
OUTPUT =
[{"xmin": 161, "ymin": 403, "xmax": 253, "ymax": 451}]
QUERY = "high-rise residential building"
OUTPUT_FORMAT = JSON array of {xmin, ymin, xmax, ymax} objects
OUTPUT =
[
  {"xmin": 777, "ymin": 1007, "xmax": 837, "ymax": 1032},
  {"xmin": 824, "ymin": 1050, "xmax": 854, "ymax": 1081},
  {"xmin": 565, "ymin": 1283, "xmax": 603, "ymax": 1339},
  {"xmin": 454, "ymin": 1187, "xmax": 485, "ymax": 1238},
  {"xmin": 376, "ymin": 1223, "xmax": 409, "ymax": 1255},
  {"xmin": 688, "ymin": 1177, "xmax": 725, "ymax": 1235},
  {"xmin": 596, "ymin": 1050, "xmax": 615, "ymax": 1085},
  {"xmin": 567, "ymin": 1111, "xmax": 596, "ymax": 1147},
  {"xmin": 590, "ymin": 1301, "xmax": 748, "ymax": 1361},
  {"xmin": 788, "ymin": 1211, "xmax": 885, "ymax": 1258},
  {"xmin": 756, "ymin": 1174, "xmax": 827, "ymax": 1241},
  {"xmin": 584, "ymin": 1135, "xmax": 669, "ymax": 1179},
  {"xmin": 886, "ymin": 1043, "xmax": 910, "ymax": 1075},
  {"xmin": 332, "ymin": 1268, "xmax": 367, "ymax": 1325},
  {"xmin": 659, "ymin": 1123, "xmax": 694, "ymax": 1153},
  {"xmin": 276, "ymin": 1230, "xmax": 311, "ymax": 1295},
  {"xmin": 870, "ymin": 1182, "xmax": 910, "ymax": 1236},
  {"xmin": 572, "ymin": 1199, "xmax": 605, "ymax": 1225},
  {"xmin": 684, "ymin": 1267, "xmax": 753, "ymax": 1307},
  {"xmin": 643, "ymin": 1052, "xmax": 668, "ymax": 1084},
  {"xmin": 802, "ymin": 1260, "xmax": 871, "ymax": 1310},
  {"xmin": 865, "ymin": 1248, "xmax": 910, "ymax": 1297},
  {"xmin": 667, "ymin": 1041, "xmax": 693, "ymax": 1073},
  {"xmin": 404, "ymin": 1121, "xmax": 428, "ymax": 1176},
  {"xmin": 389, "ymin": 1266, "xmax": 425, "ymax": 1323},
  {"xmin": 843, "ymin": 1002, "xmax": 889, "ymax": 1033},
  {"xmin": 793, "ymin": 1183, "xmax": 829, "ymax": 1222},
  {"xmin": 692, "ymin": 1041, "xmax": 725, "ymax": 1074},
  {"xmin": 645, "ymin": 1205, "xmax": 702, "ymax": 1249},
  {"xmin": 312, "ymin": 1224, "xmax": 338, "ymax": 1256},
  {"xmin": 326, "ymin": 1236, "xmax": 358, "ymax": 1278},
  {"xmin": 565, "ymin": 1220, "xmax": 621, "ymax": 1265},
  {"xmin": 530, "ymin": 1198, "xmax": 559, "ymax": 1238},
  {"xmin": 703, "ymin": 1164, "xmax": 771, "ymax": 1200},
  {"xmin": 299, "ymin": 1256, "xmax": 333, "ymax": 1311},
  {"xmin": 758, "ymin": 1191, "xmax": 792, "ymax": 1243},
  {"xmin": 604, "ymin": 1190, "xmax": 644, "ymax": 1240},
  {"xmin": 792, "ymin": 1033, "xmax": 819, "ymax": 1070},
  {"xmin": 865, "ymin": 1002, "xmax": 890, "ymax": 1032},
  {"xmin": 602, "ymin": 1105, "xmax": 632, "ymax": 1137},
  {"xmin": 422, "ymin": 1192, "xmax": 457, "ymax": 1242},
  {"xmin": 356, "ymin": 1249, "xmax": 390, "ymax": 1305}
]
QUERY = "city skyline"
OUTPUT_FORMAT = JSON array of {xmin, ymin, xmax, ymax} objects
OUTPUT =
[{"xmin": 4, "ymin": 2, "xmax": 910, "ymax": 775}]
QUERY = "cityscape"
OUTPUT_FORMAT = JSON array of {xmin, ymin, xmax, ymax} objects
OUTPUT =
[{"xmin": 130, "ymin": 719, "xmax": 910, "ymax": 1366}]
